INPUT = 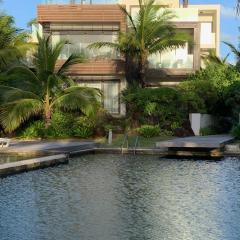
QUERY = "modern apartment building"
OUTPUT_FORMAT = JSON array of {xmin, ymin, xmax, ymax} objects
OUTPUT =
[{"xmin": 36, "ymin": 0, "xmax": 220, "ymax": 116}]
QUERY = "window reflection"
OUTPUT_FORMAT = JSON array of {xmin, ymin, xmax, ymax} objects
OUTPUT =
[{"xmin": 52, "ymin": 32, "xmax": 119, "ymax": 60}]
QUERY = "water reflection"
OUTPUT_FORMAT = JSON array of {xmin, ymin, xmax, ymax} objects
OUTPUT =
[{"xmin": 1, "ymin": 155, "xmax": 240, "ymax": 240}]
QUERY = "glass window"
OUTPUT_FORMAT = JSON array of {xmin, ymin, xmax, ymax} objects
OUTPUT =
[
  {"xmin": 148, "ymin": 43, "xmax": 194, "ymax": 69},
  {"xmin": 78, "ymin": 81, "xmax": 120, "ymax": 114},
  {"xmin": 52, "ymin": 32, "xmax": 119, "ymax": 60},
  {"xmin": 103, "ymin": 82, "xmax": 119, "ymax": 114}
]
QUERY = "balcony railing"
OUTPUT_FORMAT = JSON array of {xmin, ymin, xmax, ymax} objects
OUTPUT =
[{"xmin": 42, "ymin": 0, "xmax": 119, "ymax": 4}]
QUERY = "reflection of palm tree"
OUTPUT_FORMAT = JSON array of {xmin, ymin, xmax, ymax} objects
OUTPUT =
[
  {"xmin": 0, "ymin": 35, "xmax": 101, "ymax": 132},
  {"xmin": 237, "ymin": 0, "xmax": 240, "ymax": 14}
]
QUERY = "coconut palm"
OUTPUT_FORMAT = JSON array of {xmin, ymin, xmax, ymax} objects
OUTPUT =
[
  {"xmin": 224, "ymin": 41, "xmax": 240, "ymax": 71},
  {"xmin": 89, "ymin": 0, "xmax": 189, "ymax": 87},
  {"xmin": 0, "ymin": 15, "xmax": 32, "ymax": 71},
  {"xmin": 202, "ymin": 49, "xmax": 229, "ymax": 66},
  {"xmin": 0, "ymin": 35, "xmax": 101, "ymax": 132}
]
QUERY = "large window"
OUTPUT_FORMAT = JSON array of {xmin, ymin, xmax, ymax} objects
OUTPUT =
[
  {"xmin": 78, "ymin": 81, "xmax": 120, "ymax": 114},
  {"xmin": 52, "ymin": 32, "xmax": 119, "ymax": 60},
  {"xmin": 148, "ymin": 42, "xmax": 194, "ymax": 69}
]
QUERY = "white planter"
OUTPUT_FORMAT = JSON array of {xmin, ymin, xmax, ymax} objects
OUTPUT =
[{"xmin": 189, "ymin": 113, "xmax": 214, "ymax": 136}]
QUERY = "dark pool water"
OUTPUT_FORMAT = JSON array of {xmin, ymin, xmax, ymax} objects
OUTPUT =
[{"xmin": 1, "ymin": 154, "xmax": 240, "ymax": 240}]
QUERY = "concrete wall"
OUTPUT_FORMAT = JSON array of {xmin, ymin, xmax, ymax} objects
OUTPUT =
[{"xmin": 189, "ymin": 113, "xmax": 214, "ymax": 136}]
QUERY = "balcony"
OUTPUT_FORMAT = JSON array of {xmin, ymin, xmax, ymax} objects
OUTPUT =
[{"xmin": 41, "ymin": 0, "xmax": 119, "ymax": 4}]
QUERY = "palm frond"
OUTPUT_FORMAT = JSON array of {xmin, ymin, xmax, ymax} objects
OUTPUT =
[
  {"xmin": 0, "ymin": 85, "xmax": 40, "ymax": 103},
  {"xmin": 57, "ymin": 53, "xmax": 85, "ymax": 75},
  {"xmin": 223, "ymin": 41, "xmax": 240, "ymax": 58},
  {"xmin": 51, "ymin": 87, "xmax": 101, "ymax": 116},
  {"xmin": 0, "ymin": 99, "xmax": 43, "ymax": 132}
]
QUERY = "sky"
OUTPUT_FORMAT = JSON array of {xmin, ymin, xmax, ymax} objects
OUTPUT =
[{"xmin": 1, "ymin": 0, "xmax": 239, "ymax": 62}]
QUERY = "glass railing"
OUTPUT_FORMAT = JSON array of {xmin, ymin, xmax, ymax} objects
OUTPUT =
[{"xmin": 41, "ymin": 0, "xmax": 119, "ymax": 4}]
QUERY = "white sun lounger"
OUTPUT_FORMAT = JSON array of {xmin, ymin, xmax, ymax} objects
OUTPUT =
[{"xmin": 0, "ymin": 138, "xmax": 11, "ymax": 148}]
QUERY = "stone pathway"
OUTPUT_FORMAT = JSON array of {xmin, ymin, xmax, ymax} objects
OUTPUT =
[{"xmin": 0, "ymin": 140, "xmax": 96, "ymax": 154}]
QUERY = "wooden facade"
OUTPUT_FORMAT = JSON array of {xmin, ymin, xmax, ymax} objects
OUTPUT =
[
  {"xmin": 56, "ymin": 59, "xmax": 124, "ymax": 76},
  {"xmin": 38, "ymin": 4, "xmax": 126, "ymax": 31},
  {"xmin": 38, "ymin": 4, "xmax": 201, "ymax": 82}
]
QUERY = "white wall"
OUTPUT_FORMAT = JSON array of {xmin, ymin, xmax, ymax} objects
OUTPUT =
[{"xmin": 189, "ymin": 113, "xmax": 214, "ymax": 136}]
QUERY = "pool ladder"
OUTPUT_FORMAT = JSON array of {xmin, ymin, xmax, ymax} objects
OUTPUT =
[{"xmin": 121, "ymin": 134, "xmax": 139, "ymax": 155}]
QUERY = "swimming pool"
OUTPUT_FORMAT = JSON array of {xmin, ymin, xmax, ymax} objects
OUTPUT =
[{"xmin": 1, "ymin": 154, "xmax": 240, "ymax": 240}]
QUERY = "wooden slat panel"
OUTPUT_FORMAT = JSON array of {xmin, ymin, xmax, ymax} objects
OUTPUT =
[
  {"xmin": 38, "ymin": 4, "xmax": 126, "ymax": 31},
  {"xmin": 56, "ymin": 59, "xmax": 124, "ymax": 75}
]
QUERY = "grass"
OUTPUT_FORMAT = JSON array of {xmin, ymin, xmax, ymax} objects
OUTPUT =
[{"xmin": 100, "ymin": 134, "xmax": 174, "ymax": 148}]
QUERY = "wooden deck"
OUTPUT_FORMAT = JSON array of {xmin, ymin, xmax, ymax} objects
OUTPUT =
[{"xmin": 156, "ymin": 135, "xmax": 234, "ymax": 158}]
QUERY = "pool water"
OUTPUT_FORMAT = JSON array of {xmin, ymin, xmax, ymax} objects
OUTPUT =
[
  {"xmin": 1, "ymin": 154, "xmax": 240, "ymax": 240},
  {"xmin": 0, "ymin": 154, "xmax": 33, "ymax": 164}
]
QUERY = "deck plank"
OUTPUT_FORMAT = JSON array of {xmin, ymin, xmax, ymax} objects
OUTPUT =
[{"xmin": 156, "ymin": 135, "xmax": 234, "ymax": 149}]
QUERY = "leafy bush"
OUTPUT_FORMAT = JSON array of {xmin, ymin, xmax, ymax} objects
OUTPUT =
[
  {"xmin": 223, "ymin": 81, "xmax": 240, "ymax": 123},
  {"xmin": 231, "ymin": 125, "xmax": 240, "ymax": 139},
  {"xmin": 73, "ymin": 117, "xmax": 94, "ymax": 138},
  {"xmin": 20, "ymin": 120, "xmax": 45, "ymax": 139},
  {"xmin": 200, "ymin": 127, "xmax": 217, "ymax": 136},
  {"xmin": 137, "ymin": 125, "xmax": 160, "ymax": 138},
  {"xmin": 179, "ymin": 80, "xmax": 218, "ymax": 113},
  {"xmin": 123, "ymin": 87, "xmax": 186, "ymax": 128},
  {"xmin": 187, "ymin": 64, "xmax": 240, "ymax": 95},
  {"xmin": 49, "ymin": 111, "xmax": 74, "ymax": 137}
]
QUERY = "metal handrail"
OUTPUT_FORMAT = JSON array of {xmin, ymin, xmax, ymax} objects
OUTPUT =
[
  {"xmin": 121, "ymin": 134, "xmax": 129, "ymax": 154},
  {"xmin": 133, "ymin": 136, "xmax": 139, "ymax": 155}
]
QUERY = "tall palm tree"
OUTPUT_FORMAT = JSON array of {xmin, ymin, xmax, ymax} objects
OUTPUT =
[
  {"xmin": 0, "ymin": 35, "xmax": 101, "ymax": 132},
  {"xmin": 237, "ymin": 0, "xmax": 240, "ymax": 15},
  {"xmin": 89, "ymin": 0, "xmax": 189, "ymax": 88},
  {"xmin": 224, "ymin": 41, "xmax": 240, "ymax": 71},
  {"xmin": 0, "ymin": 15, "xmax": 32, "ymax": 71}
]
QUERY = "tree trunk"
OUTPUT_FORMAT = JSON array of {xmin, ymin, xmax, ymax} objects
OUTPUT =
[
  {"xmin": 139, "ymin": 52, "xmax": 148, "ymax": 88},
  {"xmin": 44, "ymin": 94, "xmax": 51, "ymax": 129}
]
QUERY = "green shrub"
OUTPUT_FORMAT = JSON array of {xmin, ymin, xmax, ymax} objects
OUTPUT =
[
  {"xmin": 49, "ymin": 111, "xmax": 74, "ymax": 137},
  {"xmin": 137, "ymin": 125, "xmax": 160, "ymax": 138},
  {"xmin": 179, "ymin": 80, "xmax": 218, "ymax": 113},
  {"xmin": 223, "ymin": 81, "xmax": 240, "ymax": 123},
  {"xmin": 20, "ymin": 120, "xmax": 45, "ymax": 139},
  {"xmin": 187, "ymin": 64, "xmax": 240, "ymax": 95},
  {"xmin": 200, "ymin": 127, "xmax": 217, "ymax": 136},
  {"xmin": 123, "ymin": 87, "xmax": 186, "ymax": 128},
  {"xmin": 73, "ymin": 117, "xmax": 94, "ymax": 138},
  {"xmin": 231, "ymin": 125, "xmax": 240, "ymax": 139}
]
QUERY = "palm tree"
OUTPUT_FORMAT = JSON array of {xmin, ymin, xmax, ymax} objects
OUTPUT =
[
  {"xmin": 224, "ymin": 41, "xmax": 240, "ymax": 71},
  {"xmin": 0, "ymin": 15, "xmax": 32, "ymax": 71},
  {"xmin": 0, "ymin": 35, "xmax": 101, "ymax": 132},
  {"xmin": 202, "ymin": 49, "xmax": 229, "ymax": 66},
  {"xmin": 89, "ymin": 0, "xmax": 189, "ymax": 88},
  {"xmin": 237, "ymin": 0, "xmax": 240, "ymax": 15}
]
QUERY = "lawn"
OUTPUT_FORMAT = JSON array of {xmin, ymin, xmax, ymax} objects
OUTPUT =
[{"xmin": 99, "ymin": 134, "xmax": 174, "ymax": 148}]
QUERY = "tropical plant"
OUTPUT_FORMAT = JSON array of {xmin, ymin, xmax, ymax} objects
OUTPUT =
[
  {"xmin": 187, "ymin": 63, "xmax": 240, "ymax": 95},
  {"xmin": 202, "ymin": 49, "xmax": 229, "ymax": 66},
  {"xmin": 89, "ymin": 0, "xmax": 189, "ymax": 87},
  {"xmin": 137, "ymin": 124, "xmax": 160, "ymax": 138},
  {"xmin": 0, "ymin": 35, "xmax": 101, "ymax": 132},
  {"xmin": 0, "ymin": 15, "xmax": 32, "ymax": 71},
  {"xmin": 224, "ymin": 41, "xmax": 240, "ymax": 71}
]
